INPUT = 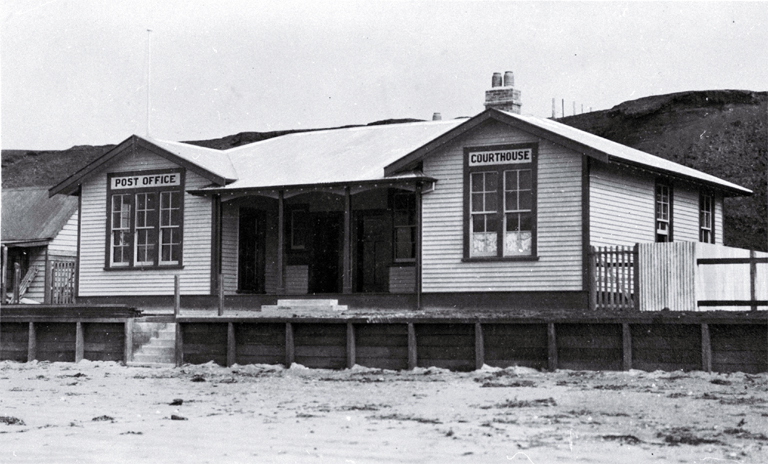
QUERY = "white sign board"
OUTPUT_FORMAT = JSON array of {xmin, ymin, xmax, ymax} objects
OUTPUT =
[
  {"xmin": 468, "ymin": 148, "xmax": 533, "ymax": 167},
  {"xmin": 111, "ymin": 173, "xmax": 181, "ymax": 190}
]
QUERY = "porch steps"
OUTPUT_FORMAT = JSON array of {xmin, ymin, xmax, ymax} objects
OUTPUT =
[
  {"xmin": 129, "ymin": 323, "xmax": 176, "ymax": 365},
  {"xmin": 261, "ymin": 299, "xmax": 348, "ymax": 312}
]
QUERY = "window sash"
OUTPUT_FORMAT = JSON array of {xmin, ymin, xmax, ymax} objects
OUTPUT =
[
  {"xmin": 699, "ymin": 193, "xmax": 714, "ymax": 243},
  {"xmin": 655, "ymin": 184, "xmax": 671, "ymax": 241},
  {"xmin": 394, "ymin": 193, "xmax": 417, "ymax": 261},
  {"xmin": 503, "ymin": 169, "xmax": 532, "ymax": 256},
  {"xmin": 159, "ymin": 191, "xmax": 181, "ymax": 264},
  {"xmin": 470, "ymin": 172, "xmax": 499, "ymax": 257},
  {"xmin": 111, "ymin": 194, "xmax": 132, "ymax": 266}
]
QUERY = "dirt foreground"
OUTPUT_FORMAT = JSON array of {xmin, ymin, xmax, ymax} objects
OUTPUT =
[{"xmin": 2, "ymin": 360, "xmax": 767, "ymax": 463}]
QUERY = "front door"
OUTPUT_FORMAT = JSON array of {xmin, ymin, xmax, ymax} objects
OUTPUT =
[
  {"xmin": 238, "ymin": 208, "xmax": 265, "ymax": 293},
  {"xmin": 309, "ymin": 213, "xmax": 342, "ymax": 293},
  {"xmin": 356, "ymin": 213, "xmax": 392, "ymax": 293}
]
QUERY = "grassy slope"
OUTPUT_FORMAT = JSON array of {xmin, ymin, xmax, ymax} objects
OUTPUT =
[
  {"xmin": 559, "ymin": 90, "xmax": 767, "ymax": 251},
  {"xmin": 2, "ymin": 93, "xmax": 765, "ymax": 250}
]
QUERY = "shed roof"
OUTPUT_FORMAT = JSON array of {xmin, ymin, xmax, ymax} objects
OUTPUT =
[{"xmin": 2, "ymin": 187, "xmax": 78, "ymax": 245}]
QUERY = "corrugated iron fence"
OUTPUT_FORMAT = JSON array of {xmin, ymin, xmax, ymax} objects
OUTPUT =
[
  {"xmin": 637, "ymin": 242, "xmax": 697, "ymax": 311},
  {"xmin": 50, "ymin": 260, "xmax": 76, "ymax": 304},
  {"xmin": 589, "ymin": 245, "xmax": 637, "ymax": 311}
]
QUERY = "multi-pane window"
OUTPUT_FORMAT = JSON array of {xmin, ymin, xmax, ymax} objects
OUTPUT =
[
  {"xmin": 135, "ymin": 193, "xmax": 157, "ymax": 265},
  {"xmin": 465, "ymin": 144, "xmax": 537, "ymax": 260},
  {"xmin": 699, "ymin": 192, "xmax": 714, "ymax": 243},
  {"xmin": 290, "ymin": 209, "xmax": 309, "ymax": 250},
  {"xmin": 470, "ymin": 171, "xmax": 499, "ymax": 257},
  {"xmin": 504, "ymin": 169, "xmax": 533, "ymax": 256},
  {"xmin": 393, "ymin": 193, "xmax": 416, "ymax": 261},
  {"xmin": 107, "ymin": 170, "xmax": 183, "ymax": 269},
  {"xmin": 655, "ymin": 182, "xmax": 672, "ymax": 242},
  {"xmin": 111, "ymin": 194, "xmax": 132, "ymax": 266},
  {"xmin": 160, "ymin": 191, "xmax": 182, "ymax": 263}
]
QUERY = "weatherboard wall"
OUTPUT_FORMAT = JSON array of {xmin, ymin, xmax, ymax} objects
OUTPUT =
[
  {"xmin": 78, "ymin": 149, "xmax": 213, "ymax": 296},
  {"xmin": 421, "ymin": 119, "xmax": 583, "ymax": 293},
  {"xmin": 48, "ymin": 209, "xmax": 78, "ymax": 256}
]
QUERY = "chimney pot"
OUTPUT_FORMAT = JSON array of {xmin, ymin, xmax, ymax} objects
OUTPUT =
[
  {"xmin": 503, "ymin": 71, "xmax": 514, "ymax": 87},
  {"xmin": 432, "ymin": 112, "xmax": 442, "ymax": 121},
  {"xmin": 491, "ymin": 72, "xmax": 502, "ymax": 88}
]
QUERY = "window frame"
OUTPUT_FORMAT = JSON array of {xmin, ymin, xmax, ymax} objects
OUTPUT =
[
  {"xmin": 462, "ymin": 143, "xmax": 538, "ymax": 262},
  {"xmin": 392, "ymin": 191, "xmax": 417, "ymax": 263},
  {"xmin": 104, "ymin": 168, "xmax": 185, "ymax": 270},
  {"xmin": 655, "ymin": 180, "xmax": 673, "ymax": 243},
  {"xmin": 699, "ymin": 190, "xmax": 715, "ymax": 244}
]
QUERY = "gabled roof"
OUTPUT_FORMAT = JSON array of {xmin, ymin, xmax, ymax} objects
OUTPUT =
[
  {"xmin": 2, "ymin": 187, "xmax": 78, "ymax": 245},
  {"xmin": 49, "ymin": 135, "xmax": 237, "ymax": 196},
  {"xmin": 385, "ymin": 109, "xmax": 752, "ymax": 196}
]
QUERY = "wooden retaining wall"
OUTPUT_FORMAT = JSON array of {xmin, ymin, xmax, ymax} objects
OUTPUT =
[
  {"xmin": 174, "ymin": 313, "xmax": 768, "ymax": 374},
  {"xmin": 0, "ymin": 305, "xmax": 140, "ymax": 363}
]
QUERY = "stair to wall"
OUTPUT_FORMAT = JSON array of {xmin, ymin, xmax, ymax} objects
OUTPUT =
[
  {"xmin": 261, "ymin": 299, "xmax": 348, "ymax": 312},
  {"xmin": 129, "ymin": 322, "xmax": 176, "ymax": 366}
]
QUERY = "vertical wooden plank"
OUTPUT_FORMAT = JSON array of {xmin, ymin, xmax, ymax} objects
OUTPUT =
[
  {"xmin": 343, "ymin": 187, "xmax": 352, "ymax": 294},
  {"xmin": 474, "ymin": 322, "xmax": 484, "ymax": 370},
  {"xmin": 218, "ymin": 273, "xmax": 224, "ymax": 316},
  {"xmin": 588, "ymin": 247, "xmax": 597, "ymax": 310},
  {"xmin": 633, "ymin": 244, "xmax": 640, "ymax": 311},
  {"xmin": 346, "ymin": 322, "xmax": 355, "ymax": 369},
  {"xmin": 174, "ymin": 275, "xmax": 181, "ymax": 316},
  {"xmin": 407, "ymin": 323, "xmax": 417, "ymax": 370},
  {"xmin": 547, "ymin": 323, "xmax": 557, "ymax": 371},
  {"xmin": 285, "ymin": 322, "xmax": 294, "ymax": 367},
  {"xmin": 27, "ymin": 322, "xmax": 36, "ymax": 362},
  {"xmin": 276, "ymin": 190, "xmax": 285, "ymax": 295},
  {"xmin": 415, "ymin": 184, "xmax": 423, "ymax": 310},
  {"xmin": 75, "ymin": 322, "xmax": 84, "ymax": 362},
  {"xmin": 602, "ymin": 248, "xmax": 608, "ymax": 310},
  {"xmin": 622, "ymin": 247, "xmax": 628, "ymax": 310},
  {"xmin": 227, "ymin": 322, "xmax": 236, "ymax": 367},
  {"xmin": 174, "ymin": 323, "xmax": 184, "ymax": 367},
  {"xmin": 44, "ymin": 249, "xmax": 51, "ymax": 304},
  {"xmin": 609, "ymin": 246, "xmax": 615, "ymax": 311},
  {"xmin": 1, "ymin": 245, "xmax": 7, "ymax": 302},
  {"xmin": 622, "ymin": 323, "xmax": 632, "ymax": 370},
  {"xmin": 124, "ymin": 319, "xmax": 134, "ymax": 364},
  {"xmin": 750, "ymin": 250, "xmax": 757, "ymax": 311},
  {"xmin": 701, "ymin": 323, "xmax": 712, "ymax": 372},
  {"xmin": 13, "ymin": 262, "xmax": 21, "ymax": 304}
]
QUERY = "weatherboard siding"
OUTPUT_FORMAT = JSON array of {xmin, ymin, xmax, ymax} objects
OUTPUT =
[
  {"xmin": 421, "ymin": 120, "xmax": 583, "ymax": 293},
  {"xmin": 48, "ymin": 210, "xmax": 78, "ymax": 256},
  {"xmin": 673, "ymin": 184, "xmax": 700, "ymax": 243},
  {"xmin": 78, "ymin": 150, "xmax": 212, "ymax": 296},
  {"xmin": 589, "ymin": 163, "xmax": 655, "ymax": 247}
]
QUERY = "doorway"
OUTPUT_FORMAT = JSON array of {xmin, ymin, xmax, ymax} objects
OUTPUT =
[
  {"xmin": 238, "ymin": 208, "xmax": 266, "ymax": 293},
  {"xmin": 356, "ymin": 212, "xmax": 392, "ymax": 293},
  {"xmin": 309, "ymin": 213, "xmax": 343, "ymax": 293}
]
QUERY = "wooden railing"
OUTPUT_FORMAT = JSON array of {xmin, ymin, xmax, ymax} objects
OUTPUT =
[
  {"xmin": 697, "ymin": 250, "xmax": 768, "ymax": 311},
  {"xmin": 50, "ymin": 260, "xmax": 76, "ymax": 305},
  {"xmin": 588, "ymin": 245, "xmax": 638, "ymax": 311}
]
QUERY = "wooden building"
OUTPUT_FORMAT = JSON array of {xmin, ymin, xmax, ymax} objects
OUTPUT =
[
  {"xmin": 2, "ymin": 187, "xmax": 78, "ymax": 304},
  {"xmin": 48, "ymin": 74, "xmax": 752, "ymax": 312}
]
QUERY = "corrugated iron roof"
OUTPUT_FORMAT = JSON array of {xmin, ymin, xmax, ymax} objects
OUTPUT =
[
  {"xmin": 497, "ymin": 110, "xmax": 752, "ymax": 195},
  {"xmin": 2, "ymin": 187, "xmax": 78, "ymax": 243},
  {"xmin": 208, "ymin": 119, "xmax": 465, "ymax": 190},
  {"xmin": 144, "ymin": 136, "xmax": 237, "ymax": 182}
]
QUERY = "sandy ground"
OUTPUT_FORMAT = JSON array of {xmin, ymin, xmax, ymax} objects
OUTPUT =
[{"xmin": 1, "ymin": 361, "xmax": 767, "ymax": 463}]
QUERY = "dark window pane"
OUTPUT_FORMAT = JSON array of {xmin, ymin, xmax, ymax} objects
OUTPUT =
[
  {"xmin": 472, "ymin": 215, "xmax": 485, "ymax": 233},
  {"xmin": 519, "ymin": 170, "xmax": 532, "ymax": 190},
  {"xmin": 506, "ymin": 213, "xmax": 519, "ymax": 232},
  {"xmin": 519, "ymin": 213, "xmax": 532, "ymax": 231},
  {"xmin": 486, "ymin": 215, "xmax": 498, "ymax": 232},
  {"xmin": 485, "ymin": 192, "xmax": 497, "ymax": 212},
  {"xmin": 471, "ymin": 173, "xmax": 484, "ymax": 192},
  {"xmin": 505, "ymin": 191, "xmax": 518, "ymax": 211},
  {"xmin": 472, "ymin": 193, "xmax": 484, "ymax": 212},
  {"xmin": 505, "ymin": 170, "xmax": 517, "ymax": 190},
  {"xmin": 519, "ymin": 191, "xmax": 532, "ymax": 210},
  {"xmin": 485, "ymin": 172, "xmax": 498, "ymax": 192}
]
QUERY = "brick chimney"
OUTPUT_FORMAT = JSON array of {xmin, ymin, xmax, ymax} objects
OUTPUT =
[{"xmin": 484, "ymin": 70, "xmax": 522, "ymax": 114}]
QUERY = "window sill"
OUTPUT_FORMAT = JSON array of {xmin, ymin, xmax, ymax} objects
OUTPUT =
[
  {"xmin": 103, "ymin": 265, "xmax": 185, "ymax": 271},
  {"xmin": 461, "ymin": 256, "xmax": 539, "ymax": 263}
]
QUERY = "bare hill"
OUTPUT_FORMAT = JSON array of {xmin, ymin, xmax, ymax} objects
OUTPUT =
[{"xmin": 2, "ymin": 92, "xmax": 765, "ymax": 250}]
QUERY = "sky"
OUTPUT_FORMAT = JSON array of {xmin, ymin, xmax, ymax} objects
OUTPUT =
[{"xmin": 2, "ymin": 1, "xmax": 767, "ymax": 150}]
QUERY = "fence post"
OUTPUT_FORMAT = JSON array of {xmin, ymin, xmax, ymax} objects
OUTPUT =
[
  {"xmin": 547, "ymin": 323, "xmax": 557, "ymax": 371},
  {"xmin": 407, "ymin": 323, "xmax": 417, "ymax": 370},
  {"xmin": 588, "ymin": 246, "xmax": 597, "ymax": 310},
  {"xmin": 474, "ymin": 323, "xmax": 485, "ymax": 370},
  {"xmin": 227, "ymin": 322, "xmax": 236, "ymax": 367},
  {"xmin": 750, "ymin": 250, "xmax": 757, "ymax": 311},
  {"xmin": 346, "ymin": 323, "xmax": 356, "ymax": 369},
  {"xmin": 701, "ymin": 323, "xmax": 712, "ymax": 372},
  {"xmin": 285, "ymin": 322, "xmax": 295, "ymax": 367},
  {"xmin": 75, "ymin": 322, "xmax": 84, "ymax": 363},
  {"xmin": 44, "ymin": 257, "xmax": 52, "ymax": 304},
  {"xmin": 633, "ymin": 244, "xmax": 640, "ymax": 311},
  {"xmin": 27, "ymin": 322, "xmax": 37, "ymax": 362}
]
